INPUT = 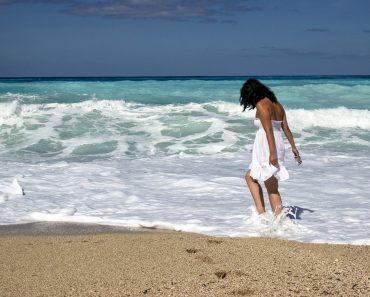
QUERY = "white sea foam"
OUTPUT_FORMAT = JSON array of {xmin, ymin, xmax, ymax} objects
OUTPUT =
[
  {"xmin": 1, "ymin": 100, "xmax": 368, "ymax": 130},
  {"xmin": 0, "ymin": 100, "xmax": 19, "ymax": 119},
  {"xmin": 0, "ymin": 92, "xmax": 42, "ymax": 103},
  {"xmin": 287, "ymin": 107, "xmax": 370, "ymax": 130},
  {"xmin": 0, "ymin": 178, "xmax": 25, "ymax": 202},
  {"xmin": 0, "ymin": 151, "xmax": 369, "ymax": 245},
  {"xmin": 1, "ymin": 77, "xmax": 369, "ymax": 244},
  {"xmin": 0, "ymin": 100, "xmax": 369, "ymax": 160}
]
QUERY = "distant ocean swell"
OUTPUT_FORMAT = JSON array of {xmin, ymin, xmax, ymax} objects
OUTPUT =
[
  {"xmin": 0, "ymin": 99, "xmax": 369, "ymax": 160},
  {"xmin": 1, "ymin": 76, "xmax": 370, "ymax": 108}
]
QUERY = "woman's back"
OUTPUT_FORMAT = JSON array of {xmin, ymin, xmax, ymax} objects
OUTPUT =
[
  {"xmin": 255, "ymin": 99, "xmax": 285, "ymax": 122},
  {"xmin": 271, "ymin": 102, "xmax": 285, "ymax": 121}
]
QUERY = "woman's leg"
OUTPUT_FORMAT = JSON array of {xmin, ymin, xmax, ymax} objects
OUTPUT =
[
  {"xmin": 264, "ymin": 176, "xmax": 282, "ymax": 215},
  {"xmin": 245, "ymin": 170, "xmax": 265, "ymax": 214}
]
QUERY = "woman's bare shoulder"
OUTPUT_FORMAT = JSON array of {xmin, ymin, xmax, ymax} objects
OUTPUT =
[
  {"xmin": 256, "ymin": 97, "xmax": 273, "ymax": 108},
  {"xmin": 256, "ymin": 98, "xmax": 274, "ymax": 119},
  {"xmin": 275, "ymin": 102, "xmax": 286, "ymax": 118}
]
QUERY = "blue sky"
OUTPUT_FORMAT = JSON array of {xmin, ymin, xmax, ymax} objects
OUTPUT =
[{"xmin": 1, "ymin": 0, "xmax": 369, "ymax": 77}]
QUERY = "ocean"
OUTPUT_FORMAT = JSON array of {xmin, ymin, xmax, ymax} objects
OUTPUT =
[{"xmin": 0, "ymin": 76, "xmax": 369, "ymax": 244}]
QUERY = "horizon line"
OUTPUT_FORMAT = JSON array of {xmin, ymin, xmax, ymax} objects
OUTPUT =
[{"xmin": 1, "ymin": 74, "xmax": 370, "ymax": 80}]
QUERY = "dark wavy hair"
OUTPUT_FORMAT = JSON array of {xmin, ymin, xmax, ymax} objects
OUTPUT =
[{"xmin": 239, "ymin": 78, "xmax": 278, "ymax": 111}]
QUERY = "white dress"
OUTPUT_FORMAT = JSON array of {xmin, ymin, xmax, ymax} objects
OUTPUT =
[{"xmin": 248, "ymin": 118, "xmax": 289, "ymax": 182}]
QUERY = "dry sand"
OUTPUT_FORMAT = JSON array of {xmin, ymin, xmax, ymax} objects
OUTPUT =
[{"xmin": 0, "ymin": 229, "xmax": 369, "ymax": 297}]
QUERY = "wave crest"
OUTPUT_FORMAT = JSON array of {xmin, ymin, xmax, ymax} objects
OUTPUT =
[{"xmin": 0, "ymin": 100, "xmax": 369, "ymax": 159}]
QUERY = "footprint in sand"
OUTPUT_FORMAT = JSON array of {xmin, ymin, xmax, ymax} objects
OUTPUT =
[
  {"xmin": 186, "ymin": 248, "xmax": 215, "ymax": 264},
  {"xmin": 207, "ymin": 239, "xmax": 223, "ymax": 245},
  {"xmin": 185, "ymin": 248, "xmax": 198, "ymax": 254}
]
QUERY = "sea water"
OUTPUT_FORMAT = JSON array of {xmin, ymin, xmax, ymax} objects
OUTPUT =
[{"xmin": 0, "ymin": 76, "xmax": 369, "ymax": 244}]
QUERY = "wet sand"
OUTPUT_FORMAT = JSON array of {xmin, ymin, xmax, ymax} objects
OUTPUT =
[{"xmin": 0, "ymin": 223, "xmax": 369, "ymax": 297}]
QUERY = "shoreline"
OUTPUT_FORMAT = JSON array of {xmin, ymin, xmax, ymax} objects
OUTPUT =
[
  {"xmin": 0, "ymin": 222, "xmax": 155, "ymax": 236},
  {"xmin": 0, "ymin": 221, "xmax": 369, "ymax": 245},
  {"xmin": 0, "ymin": 223, "xmax": 369, "ymax": 296}
]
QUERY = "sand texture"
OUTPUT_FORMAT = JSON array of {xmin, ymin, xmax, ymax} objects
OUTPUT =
[{"xmin": 0, "ymin": 231, "xmax": 369, "ymax": 297}]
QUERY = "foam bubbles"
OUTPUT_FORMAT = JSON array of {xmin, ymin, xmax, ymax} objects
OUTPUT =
[
  {"xmin": 1, "ymin": 100, "xmax": 369, "ymax": 160},
  {"xmin": 0, "ymin": 152, "xmax": 369, "ymax": 245},
  {"xmin": 0, "ymin": 101, "xmax": 19, "ymax": 119},
  {"xmin": 0, "ymin": 77, "xmax": 369, "ymax": 244},
  {"xmin": 288, "ymin": 107, "xmax": 370, "ymax": 130},
  {"xmin": 0, "ymin": 180, "xmax": 24, "ymax": 204}
]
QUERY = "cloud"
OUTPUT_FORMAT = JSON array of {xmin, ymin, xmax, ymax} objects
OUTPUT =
[
  {"xmin": 242, "ymin": 46, "xmax": 370, "ymax": 60},
  {"xmin": 67, "ymin": 0, "xmax": 262, "ymax": 22},
  {"xmin": 0, "ymin": 0, "xmax": 75, "ymax": 6},
  {"xmin": 0, "ymin": 0, "xmax": 262, "ymax": 22},
  {"xmin": 305, "ymin": 28, "xmax": 329, "ymax": 32},
  {"xmin": 259, "ymin": 46, "xmax": 328, "ymax": 57}
]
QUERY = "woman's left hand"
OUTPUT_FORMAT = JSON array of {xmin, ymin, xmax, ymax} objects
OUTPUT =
[{"xmin": 269, "ymin": 153, "xmax": 279, "ymax": 167}]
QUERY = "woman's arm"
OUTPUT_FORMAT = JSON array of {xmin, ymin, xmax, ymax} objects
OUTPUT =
[
  {"xmin": 282, "ymin": 110, "xmax": 300, "ymax": 157},
  {"xmin": 256, "ymin": 98, "xmax": 278, "ymax": 166}
]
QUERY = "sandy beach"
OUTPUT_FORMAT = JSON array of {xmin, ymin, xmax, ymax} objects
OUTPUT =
[{"xmin": 0, "ymin": 224, "xmax": 369, "ymax": 297}]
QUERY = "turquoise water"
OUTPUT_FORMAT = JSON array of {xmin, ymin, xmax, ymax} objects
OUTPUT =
[
  {"xmin": 1, "ymin": 76, "xmax": 370, "ymax": 108},
  {"xmin": 0, "ymin": 76, "xmax": 369, "ymax": 160},
  {"xmin": 1, "ymin": 76, "xmax": 370, "ymax": 243}
]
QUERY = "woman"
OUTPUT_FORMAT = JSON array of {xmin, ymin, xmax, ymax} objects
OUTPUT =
[{"xmin": 240, "ymin": 78, "xmax": 300, "ymax": 216}]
